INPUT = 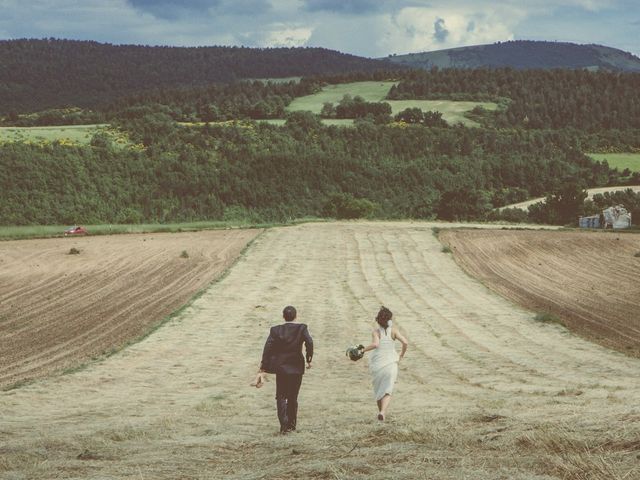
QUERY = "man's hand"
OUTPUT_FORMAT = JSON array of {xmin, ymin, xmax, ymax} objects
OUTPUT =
[{"xmin": 306, "ymin": 362, "xmax": 312, "ymax": 370}]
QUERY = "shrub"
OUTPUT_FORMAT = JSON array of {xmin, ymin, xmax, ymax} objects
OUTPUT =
[
  {"xmin": 534, "ymin": 312, "xmax": 563, "ymax": 325},
  {"xmin": 68, "ymin": 247, "xmax": 80, "ymax": 255},
  {"xmin": 180, "ymin": 250, "xmax": 189, "ymax": 258},
  {"xmin": 487, "ymin": 207, "xmax": 529, "ymax": 223},
  {"xmin": 321, "ymin": 193, "xmax": 376, "ymax": 219}
]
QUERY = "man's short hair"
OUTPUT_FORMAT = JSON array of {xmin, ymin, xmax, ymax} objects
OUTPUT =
[{"xmin": 283, "ymin": 305, "xmax": 297, "ymax": 322}]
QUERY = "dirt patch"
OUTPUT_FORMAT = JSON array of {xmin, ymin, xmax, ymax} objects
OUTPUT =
[
  {"xmin": 0, "ymin": 229, "xmax": 260, "ymax": 388},
  {"xmin": 440, "ymin": 229, "xmax": 640, "ymax": 357}
]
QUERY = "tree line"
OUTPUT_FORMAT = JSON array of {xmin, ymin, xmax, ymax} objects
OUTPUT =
[
  {"xmin": 389, "ymin": 68, "xmax": 640, "ymax": 130},
  {"xmin": 0, "ymin": 39, "xmax": 396, "ymax": 114},
  {"xmin": 0, "ymin": 113, "xmax": 629, "ymax": 225}
]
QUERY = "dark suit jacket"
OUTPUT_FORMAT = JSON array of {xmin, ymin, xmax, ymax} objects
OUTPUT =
[{"xmin": 261, "ymin": 322, "xmax": 313, "ymax": 375}]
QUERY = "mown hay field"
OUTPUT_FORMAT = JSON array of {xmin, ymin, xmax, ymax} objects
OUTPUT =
[{"xmin": 2, "ymin": 222, "xmax": 639, "ymax": 480}]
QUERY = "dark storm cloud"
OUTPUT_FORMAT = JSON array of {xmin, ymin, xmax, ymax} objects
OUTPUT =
[
  {"xmin": 126, "ymin": 0, "xmax": 270, "ymax": 19},
  {"xmin": 303, "ymin": 0, "xmax": 384, "ymax": 15},
  {"xmin": 433, "ymin": 17, "xmax": 449, "ymax": 42},
  {"xmin": 127, "ymin": 0, "xmax": 219, "ymax": 19}
]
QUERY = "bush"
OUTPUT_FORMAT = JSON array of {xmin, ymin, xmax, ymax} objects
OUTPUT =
[
  {"xmin": 180, "ymin": 250, "xmax": 189, "ymax": 258},
  {"xmin": 487, "ymin": 207, "xmax": 529, "ymax": 223},
  {"xmin": 534, "ymin": 312, "xmax": 563, "ymax": 325},
  {"xmin": 68, "ymin": 247, "xmax": 80, "ymax": 255},
  {"xmin": 322, "ymin": 193, "xmax": 376, "ymax": 219}
]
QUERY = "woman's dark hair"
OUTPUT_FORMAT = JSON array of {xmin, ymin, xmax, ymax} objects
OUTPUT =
[
  {"xmin": 283, "ymin": 305, "xmax": 297, "ymax": 322},
  {"xmin": 376, "ymin": 306, "xmax": 393, "ymax": 329}
]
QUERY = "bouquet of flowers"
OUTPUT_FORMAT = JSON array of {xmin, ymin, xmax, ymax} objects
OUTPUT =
[{"xmin": 346, "ymin": 344, "xmax": 365, "ymax": 361}]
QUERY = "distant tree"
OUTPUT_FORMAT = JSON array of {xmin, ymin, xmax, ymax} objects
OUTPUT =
[
  {"xmin": 285, "ymin": 111, "xmax": 323, "ymax": 131},
  {"xmin": 528, "ymin": 181, "xmax": 588, "ymax": 224},
  {"xmin": 320, "ymin": 102, "xmax": 335, "ymax": 118},
  {"xmin": 395, "ymin": 107, "xmax": 424, "ymax": 124}
]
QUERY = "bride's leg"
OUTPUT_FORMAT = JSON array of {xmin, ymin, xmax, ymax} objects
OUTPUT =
[{"xmin": 380, "ymin": 394, "xmax": 391, "ymax": 417}]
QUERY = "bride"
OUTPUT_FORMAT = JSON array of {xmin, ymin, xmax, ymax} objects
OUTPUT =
[{"xmin": 361, "ymin": 306, "xmax": 408, "ymax": 421}]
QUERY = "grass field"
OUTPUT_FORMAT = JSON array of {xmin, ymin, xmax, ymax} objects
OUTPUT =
[
  {"xmin": 285, "ymin": 81, "xmax": 499, "ymax": 126},
  {"xmin": 258, "ymin": 118, "xmax": 355, "ymax": 126},
  {"xmin": 0, "ymin": 124, "xmax": 133, "ymax": 148},
  {"xmin": 0, "ymin": 218, "xmax": 325, "ymax": 241},
  {"xmin": 249, "ymin": 76, "xmax": 302, "ymax": 84},
  {"xmin": 0, "ymin": 124, "xmax": 105, "ymax": 145},
  {"xmin": 587, "ymin": 153, "xmax": 640, "ymax": 172},
  {"xmin": 0, "ymin": 222, "xmax": 243, "ymax": 241},
  {"xmin": 286, "ymin": 81, "xmax": 397, "ymax": 111}
]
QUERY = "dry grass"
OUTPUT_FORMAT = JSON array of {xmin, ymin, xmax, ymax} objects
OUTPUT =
[{"xmin": 2, "ymin": 222, "xmax": 639, "ymax": 479}]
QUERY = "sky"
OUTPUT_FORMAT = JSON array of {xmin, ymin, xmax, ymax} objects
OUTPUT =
[{"xmin": 0, "ymin": 0, "xmax": 638, "ymax": 58}]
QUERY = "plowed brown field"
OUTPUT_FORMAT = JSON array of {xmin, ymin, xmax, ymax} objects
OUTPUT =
[
  {"xmin": 440, "ymin": 229, "xmax": 640, "ymax": 357},
  {"xmin": 0, "ymin": 229, "xmax": 260, "ymax": 389}
]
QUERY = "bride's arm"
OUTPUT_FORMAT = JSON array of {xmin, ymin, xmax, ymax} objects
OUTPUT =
[
  {"xmin": 362, "ymin": 330, "xmax": 380, "ymax": 353},
  {"xmin": 393, "ymin": 327, "xmax": 409, "ymax": 360}
]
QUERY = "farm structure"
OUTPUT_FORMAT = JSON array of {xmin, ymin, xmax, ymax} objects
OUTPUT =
[{"xmin": 579, "ymin": 205, "xmax": 632, "ymax": 229}]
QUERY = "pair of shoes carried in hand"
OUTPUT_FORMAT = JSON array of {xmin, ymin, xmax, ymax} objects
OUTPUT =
[{"xmin": 250, "ymin": 372, "xmax": 266, "ymax": 388}]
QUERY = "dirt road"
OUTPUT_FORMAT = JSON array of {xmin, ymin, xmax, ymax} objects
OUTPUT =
[
  {"xmin": 501, "ymin": 185, "xmax": 640, "ymax": 211},
  {"xmin": 0, "ymin": 229, "xmax": 260, "ymax": 389},
  {"xmin": 2, "ymin": 223, "xmax": 639, "ymax": 479}
]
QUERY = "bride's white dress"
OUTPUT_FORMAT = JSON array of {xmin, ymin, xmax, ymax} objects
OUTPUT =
[{"xmin": 368, "ymin": 324, "xmax": 399, "ymax": 401}]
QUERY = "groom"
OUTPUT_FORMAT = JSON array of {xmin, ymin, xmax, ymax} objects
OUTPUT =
[{"xmin": 259, "ymin": 306, "xmax": 313, "ymax": 434}]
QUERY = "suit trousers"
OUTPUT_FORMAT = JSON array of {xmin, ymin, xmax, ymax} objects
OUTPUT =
[{"xmin": 275, "ymin": 373, "xmax": 303, "ymax": 431}]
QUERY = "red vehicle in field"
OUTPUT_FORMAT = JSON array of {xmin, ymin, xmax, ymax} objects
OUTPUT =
[{"xmin": 64, "ymin": 226, "xmax": 88, "ymax": 236}]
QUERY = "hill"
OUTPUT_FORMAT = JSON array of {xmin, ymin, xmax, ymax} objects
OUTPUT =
[
  {"xmin": 0, "ymin": 39, "xmax": 395, "ymax": 114},
  {"xmin": 386, "ymin": 40, "xmax": 640, "ymax": 72}
]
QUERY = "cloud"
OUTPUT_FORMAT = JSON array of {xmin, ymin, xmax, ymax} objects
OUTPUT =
[
  {"xmin": 303, "ymin": 0, "xmax": 383, "ymax": 15},
  {"xmin": 371, "ymin": 5, "xmax": 522, "ymax": 55},
  {"xmin": 433, "ymin": 17, "xmax": 448, "ymax": 42},
  {"xmin": 0, "ymin": 0, "xmax": 637, "ymax": 58},
  {"xmin": 126, "ymin": 0, "xmax": 219, "ymax": 19},
  {"xmin": 125, "ymin": 0, "xmax": 271, "ymax": 19},
  {"xmin": 238, "ymin": 24, "xmax": 313, "ymax": 47}
]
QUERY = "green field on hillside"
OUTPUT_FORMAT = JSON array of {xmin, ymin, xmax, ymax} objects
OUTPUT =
[
  {"xmin": 259, "ymin": 118, "xmax": 355, "ymax": 126},
  {"xmin": 251, "ymin": 76, "xmax": 302, "ymax": 84},
  {"xmin": 0, "ymin": 125, "xmax": 105, "ymax": 145},
  {"xmin": 0, "ymin": 124, "xmax": 134, "ymax": 148},
  {"xmin": 587, "ymin": 153, "xmax": 640, "ymax": 172},
  {"xmin": 286, "ymin": 81, "xmax": 498, "ymax": 126},
  {"xmin": 287, "ymin": 81, "xmax": 397, "ymax": 111}
]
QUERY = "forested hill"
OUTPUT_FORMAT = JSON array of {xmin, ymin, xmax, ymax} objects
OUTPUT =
[
  {"xmin": 386, "ymin": 41, "xmax": 640, "ymax": 72},
  {"xmin": 0, "ymin": 39, "xmax": 395, "ymax": 114}
]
